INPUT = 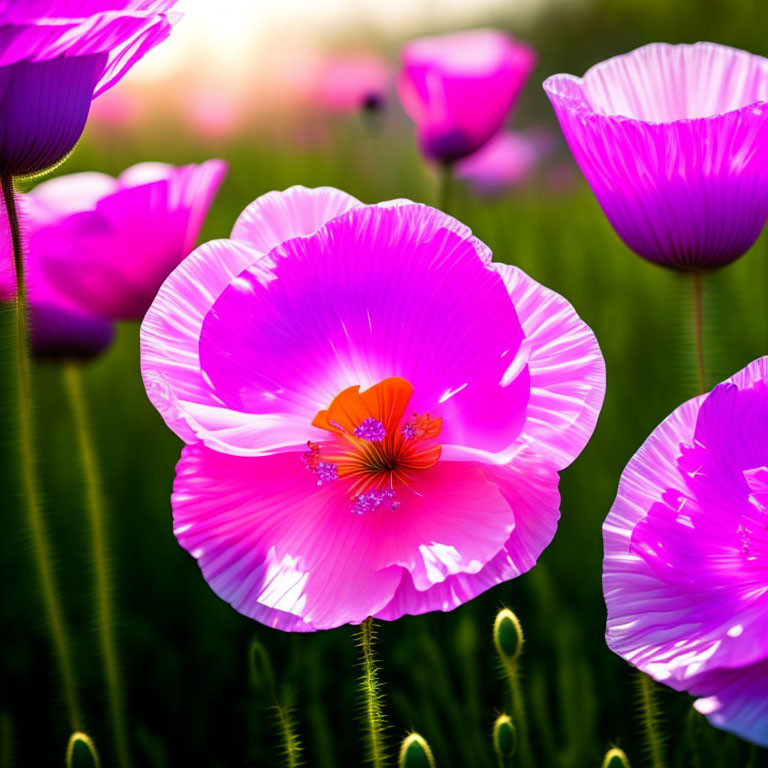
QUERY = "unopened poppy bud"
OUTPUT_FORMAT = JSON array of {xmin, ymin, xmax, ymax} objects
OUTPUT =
[
  {"xmin": 248, "ymin": 637, "xmax": 275, "ymax": 694},
  {"xmin": 66, "ymin": 732, "xmax": 100, "ymax": 768},
  {"xmin": 398, "ymin": 732, "xmax": 436, "ymax": 768},
  {"xmin": 602, "ymin": 747, "xmax": 631, "ymax": 768},
  {"xmin": 492, "ymin": 714, "xmax": 516, "ymax": 759},
  {"xmin": 493, "ymin": 608, "xmax": 523, "ymax": 664}
]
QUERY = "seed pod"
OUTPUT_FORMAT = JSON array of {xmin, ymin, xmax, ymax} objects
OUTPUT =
[
  {"xmin": 602, "ymin": 746, "xmax": 631, "ymax": 768},
  {"xmin": 66, "ymin": 732, "xmax": 100, "ymax": 768},
  {"xmin": 399, "ymin": 732, "xmax": 436, "ymax": 768},
  {"xmin": 493, "ymin": 714, "xmax": 517, "ymax": 759},
  {"xmin": 493, "ymin": 608, "xmax": 524, "ymax": 665}
]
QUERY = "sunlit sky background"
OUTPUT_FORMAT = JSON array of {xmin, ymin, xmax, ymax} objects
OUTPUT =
[{"xmin": 128, "ymin": 0, "xmax": 572, "ymax": 84}]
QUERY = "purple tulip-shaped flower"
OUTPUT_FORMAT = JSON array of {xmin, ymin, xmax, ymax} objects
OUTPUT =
[
  {"xmin": 544, "ymin": 43, "xmax": 768, "ymax": 270},
  {"xmin": 604, "ymin": 357, "xmax": 768, "ymax": 746},
  {"xmin": 398, "ymin": 29, "xmax": 536, "ymax": 164},
  {"xmin": 0, "ymin": 1, "xmax": 179, "ymax": 176}
]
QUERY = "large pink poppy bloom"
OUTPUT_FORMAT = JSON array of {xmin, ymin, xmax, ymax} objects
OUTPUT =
[
  {"xmin": 0, "ymin": 1, "xmax": 179, "ymax": 175},
  {"xmin": 18, "ymin": 159, "xmax": 226, "ymax": 320},
  {"xmin": 604, "ymin": 357, "xmax": 768, "ymax": 746},
  {"xmin": 398, "ymin": 30, "xmax": 536, "ymax": 164},
  {"xmin": 141, "ymin": 187, "xmax": 604, "ymax": 632},
  {"xmin": 544, "ymin": 43, "xmax": 768, "ymax": 270}
]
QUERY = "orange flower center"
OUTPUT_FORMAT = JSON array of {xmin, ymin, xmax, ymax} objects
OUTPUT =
[{"xmin": 302, "ymin": 377, "xmax": 442, "ymax": 513}]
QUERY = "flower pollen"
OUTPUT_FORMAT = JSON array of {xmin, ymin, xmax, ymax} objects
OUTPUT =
[
  {"xmin": 354, "ymin": 417, "xmax": 386, "ymax": 442},
  {"xmin": 308, "ymin": 377, "xmax": 442, "ymax": 513}
]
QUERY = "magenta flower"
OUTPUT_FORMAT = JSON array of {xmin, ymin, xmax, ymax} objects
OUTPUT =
[
  {"xmin": 0, "ymin": 1, "xmax": 178, "ymax": 175},
  {"xmin": 1, "ymin": 200, "xmax": 114, "ymax": 359},
  {"xmin": 398, "ymin": 30, "xmax": 536, "ymax": 164},
  {"xmin": 544, "ymin": 43, "xmax": 768, "ymax": 270},
  {"xmin": 455, "ymin": 130, "xmax": 553, "ymax": 195},
  {"xmin": 313, "ymin": 53, "xmax": 390, "ymax": 114},
  {"xmin": 603, "ymin": 357, "xmax": 768, "ymax": 746},
  {"xmin": 18, "ymin": 159, "xmax": 226, "ymax": 320},
  {"xmin": 140, "ymin": 186, "xmax": 605, "ymax": 631}
]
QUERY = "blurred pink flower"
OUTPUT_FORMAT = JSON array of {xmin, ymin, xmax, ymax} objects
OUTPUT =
[
  {"xmin": 140, "ymin": 186, "xmax": 605, "ymax": 631},
  {"xmin": 88, "ymin": 85, "xmax": 141, "ymax": 129},
  {"xmin": 455, "ymin": 130, "xmax": 553, "ymax": 195},
  {"xmin": 544, "ymin": 43, "xmax": 768, "ymax": 269},
  {"xmin": 15, "ymin": 159, "xmax": 227, "ymax": 320},
  {"xmin": 0, "ymin": 197, "xmax": 114, "ymax": 359},
  {"xmin": 313, "ymin": 53, "xmax": 390, "ymax": 113},
  {"xmin": 398, "ymin": 29, "xmax": 536, "ymax": 163},
  {"xmin": 604, "ymin": 357, "xmax": 768, "ymax": 746},
  {"xmin": 186, "ymin": 88, "xmax": 242, "ymax": 140}
]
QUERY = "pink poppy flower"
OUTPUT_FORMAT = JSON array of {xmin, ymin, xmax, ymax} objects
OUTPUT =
[
  {"xmin": 455, "ymin": 130, "xmax": 553, "ymax": 195},
  {"xmin": 603, "ymin": 357, "xmax": 768, "ymax": 746},
  {"xmin": 398, "ymin": 29, "xmax": 536, "ymax": 163},
  {"xmin": 19, "ymin": 159, "xmax": 226, "ymax": 320},
  {"xmin": 544, "ymin": 43, "xmax": 768, "ymax": 270},
  {"xmin": 140, "ymin": 186, "xmax": 605, "ymax": 631},
  {"xmin": 313, "ymin": 53, "xmax": 390, "ymax": 114},
  {"xmin": 1, "ymin": 199, "xmax": 114, "ymax": 359}
]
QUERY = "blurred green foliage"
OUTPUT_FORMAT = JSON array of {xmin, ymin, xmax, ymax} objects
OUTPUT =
[{"xmin": 2, "ymin": 0, "xmax": 768, "ymax": 766}]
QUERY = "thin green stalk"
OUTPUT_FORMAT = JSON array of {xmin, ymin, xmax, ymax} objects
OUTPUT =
[
  {"xmin": 249, "ymin": 638, "xmax": 303, "ymax": 768},
  {"xmin": 502, "ymin": 659, "xmax": 533, "ymax": 768},
  {"xmin": 437, "ymin": 161, "xmax": 454, "ymax": 214},
  {"xmin": 691, "ymin": 270, "xmax": 706, "ymax": 394},
  {"xmin": 272, "ymin": 701, "xmax": 302, "ymax": 768},
  {"xmin": 636, "ymin": 672, "xmax": 666, "ymax": 768},
  {"xmin": 2, "ymin": 173, "xmax": 83, "ymax": 730},
  {"xmin": 358, "ymin": 617, "xmax": 387, "ymax": 768},
  {"xmin": 62, "ymin": 362, "xmax": 130, "ymax": 768}
]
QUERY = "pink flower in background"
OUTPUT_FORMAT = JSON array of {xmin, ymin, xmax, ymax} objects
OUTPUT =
[
  {"xmin": 186, "ymin": 87, "xmax": 241, "ymax": 141},
  {"xmin": 544, "ymin": 43, "xmax": 768, "ymax": 270},
  {"xmin": 0, "ymin": 202, "xmax": 114, "ymax": 359},
  {"xmin": 313, "ymin": 53, "xmax": 390, "ymax": 113},
  {"xmin": 88, "ymin": 86, "xmax": 141, "ymax": 129},
  {"xmin": 604, "ymin": 357, "xmax": 768, "ymax": 746},
  {"xmin": 455, "ymin": 130, "xmax": 553, "ymax": 195},
  {"xmin": 141, "ymin": 186, "xmax": 604, "ymax": 631},
  {"xmin": 397, "ymin": 29, "xmax": 536, "ymax": 163},
  {"xmin": 0, "ymin": 0, "xmax": 179, "ymax": 175},
  {"xmin": 20, "ymin": 159, "xmax": 226, "ymax": 320}
]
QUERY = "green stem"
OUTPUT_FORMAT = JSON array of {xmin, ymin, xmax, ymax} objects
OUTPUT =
[
  {"xmin": 358, "ymin": 617, "xmax": 386, "ymax": 768},
  {"xmin": 691, "ymin": 270, "xmax": 706, "ymax": 394},
  {"xmin": 62, "ymin": 362, "xmax": 130, "ymax": 768},
  {"xmin": 503, "ymin": 659, "xmax": 533, "ymax": 768},
  {"xmin": 273, "ymin": 702, "xmax": 302, "ymax": 768},
  {"xmin": 437, "ymin": 161, "xmax": 454, "ymax": 214},
  {"xmin": 637, "ymin": 672, "xmax": 666, "ymax": 768},
  {"xmin": 1, "ymin": 173, "xmax": 83, "ymax": 730}
]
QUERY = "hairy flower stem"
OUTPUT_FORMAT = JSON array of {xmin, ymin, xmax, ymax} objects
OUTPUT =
[
  {"xmin": 62, "ymin": 362, "xmax": 131, "ymax": 768},
  {"xmin": 637, "ymin": 672, "xmax": 666, "ymax": 768},
  {"xmin": 502, "ymin": 659, "xmax": 533, "ymax": 768},
  {"xmin": 1, "ymin": 173, "xmax": 83, "ymax": 730},
  {"xmin": 358, "ymin": 617, "xmax": 387, "ymax": 768},
  {"xmin": 691, "ymin": 270, "xmax": 706, "ymax": 394},
  {"xmin": 273, "ymin": 702, "xmax": 302, "ymax": 768}
]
